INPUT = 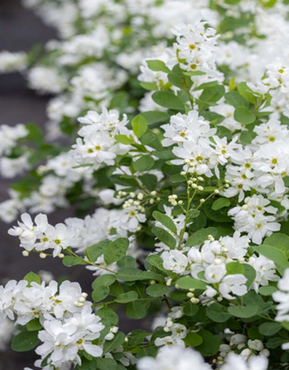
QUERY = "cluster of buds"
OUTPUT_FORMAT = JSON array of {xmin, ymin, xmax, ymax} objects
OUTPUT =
[
  {"xmin": 22, "ymin": 251, "xmax": 64, "ymax": 259},
  {"xmin": 74, "ymin": 292, "xmax": 88, "ymax": 307},
  {"xmin": 187, "ymin": 289, "xmax": 199, "ymax": 304},
  {"xmin": 216, "ymin": 335, "xmax": 270, "ymax": 365},
  {"xmin": 168, "ymin": 194, "xmax": 183, "ymax": 206},
  {"xmin": 121, "ymin": 190, "xmax": 160, "ymax": 210},
  {"xmin": 104, "ymin": 326, "xmax": 119, "ymax": 341}
]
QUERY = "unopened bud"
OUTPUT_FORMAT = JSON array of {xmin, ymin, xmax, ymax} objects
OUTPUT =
[
  {"xmin": 39, "ymin": 253, "xmax": 47, "ymax": 259},
  {"xmin": 22, "ymin": 250, "xmax": 29, "ymax": 257},
  {"xmin": 190, "ymin": 297, "xmax": 199, "ymax": 304}
]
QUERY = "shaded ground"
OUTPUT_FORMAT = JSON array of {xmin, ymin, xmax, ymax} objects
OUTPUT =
[{"xmin": 0, "ymin": 1, "xmax": 73, "ymax": 368}]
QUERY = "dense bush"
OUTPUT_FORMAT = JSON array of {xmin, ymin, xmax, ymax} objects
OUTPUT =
[{"xmin": 1, "ymin": 1, "xmax": 289, "ymax": 369}]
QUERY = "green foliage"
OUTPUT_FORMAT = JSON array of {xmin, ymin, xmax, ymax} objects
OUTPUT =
[
  {"xmin": 23, "ymin": 272, "xmax": 41, "ymax": 286},
  {"xmin": 152, "ymin": 227, "xmax": 176, "ymax": 249},
  {"xmin": 132, "ymin": 115, "xmax": 148, "ymax": 138},
  {"xmin": 152, "ymin": 91, "xmax": 185, "ymax": 110},
  {"xmin": 234, "ymin": 106, "xmax": 256, "ymax": 124},
  {"xmin": 11, "ymin": 330, "xmax": 40, "ymax": 352},
  {"xmin": 185, "ymin": 227, "xmax": 218, "ymax": 247}
]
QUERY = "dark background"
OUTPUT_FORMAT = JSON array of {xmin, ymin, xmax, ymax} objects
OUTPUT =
[{"xmin": 0, "ymin": 1, "xmax": 77, "ymax": 368}]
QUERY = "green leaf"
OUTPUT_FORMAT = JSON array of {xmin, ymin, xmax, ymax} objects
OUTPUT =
[
  {"xmin": 140, "ymin": 111, "xmax": 169, "ymax": 124},
  {"xmin": 185, "ymin": 227, "xmax": 217, "ymax": 247},
  {"xmin": 153, "ymin": 211, "xmax": 177, "ymax": 234},
  {"xmin": 92, "ymin": 275, "xmax": 116, "ymax": 290},
  {"xmin": 115, "ymin": 291, "xmax": 139, "ymax": 303},
  {"xmin": 257, "ymin": 244, "xmax": 289, "ymax": 275},
  {"xmin": 206, "ymin": 303, "xmax": 232, "ymax": 323},
  {"xmin": 103, "ymin": 332, "xmax": 126, "ymax": 354},
  {"xmin": 133, "ymin": 156, "xmax": 155, "ymax": 172},
  {"xmin": 170, "ymin": 174, "xmax": 186, "ymax": 183},
  {"xmin": 116, "ymin": 268, "xmax": 143, "ymax": 282},
  {"xmin": 199, "ymin": 85, "xmax": 225, "ymax": 104},
  {"xmin": 146, "ymin": 254, "xmax": 163, "ymax": 268},
  {"xmin": 76, "ymin": 358, "xmax": 98, "ymax": 370},
  {"xmin": 237, "ymin": 82, "xmax": 256, "ymax": 104},
  {"xmin": 152, "ymin": 227, "xmax": 176, "ymax": 249},
  {"xmin": 183, "ymin": 301, "xmax": 199, "ymax": 316},
  {"xmin": 97, "ymin": 358, "xmax": 117, "ymax": 370},
  {"xmin": 116, "ymin": 268, "xmax": 162, "ymax": 282},
  {"xmin": 239, "ymin": 131, "xmax": 253, "ymax": 144},
  {"xmin": 259, "ymin": 322, "xmax": 281, "ymax": 336},
  {"xmin": 264, "ymin": 233, "xmax": 289, "ymax": 250},
  {"xmin": 176, "ymin": 276, "xmax": 207, "ymax": 290},
  {"xmin": 168, "ymin": 73, "xmax": 185, "ymax": 89},
  {"xmin": 104, "ymin": 238, "xmax": 129, "ymax": 265},
  {"xmin": 228, "ymin": 305, "xmax": 258, "ymax": 318},
  {"xmin": 234, "ymin": 106, "xmax": 256, "ymax": 124},
  {"xmin": 11, "ymin": 330, "xmax": 40, "ymax": 352},
  {"xmin": 243, "ymin": 291, "xmax": 268, "ymax": 313},
  {"xmin": 212, "ymin": 198, "xmax": 231, "ymax": 210},
  {"xmin": 140, "ymin": 82, "xmax": 158, "ymax": 91},
  {"xmin": 183, "ymin": 71, "xmax": 206, "ymax": 76},
  {"xmin": 126, "ymin": 301, "xmax": 147, "ymax": 319},
  {"xmin": 132, "ymin": 115, "xmax": 148, "ymax": 138},
  {"xmin": 146, "ymin": 284, "xmax": 169, "ymax": 297},
  {"xmin": 259, "ymin": 286, "xmax": 277, "ymax": 296},
  {"xmin": 27, "ymin": 319, "xmax": 42, "ymax": 331},
  {"xmin": 62, "ymin": 256, "xmax": 84, "ymax": 267},
  {"xmin": 152, "ymin": 91, "xmax": 185, "ymax": 110},
  {"xmin": 146, "ymin": 60, "xmax": 170, "ymax": 73},
  {"xmin": 97, "ymin": 307, "xmax": 118, "ymax": 326},
  {"xmin": 225, "ymin": 91, "xmax": 248, "ymax": 108},
  {"xmin": 243, "ymin": 264, "xmax": 256, "ymax": 288},
  {"xmin": 117, "ymin": 256, "xmax": 136, "ymax": 268},
  {"xmin": 127, "ymin": 329, "xmax": 151, "ymax": 346},
  {"xmin": 194, "ymin": 80, "xmax": 219, "ymax": 91},
  {"xmin": 136, "ymin": 347, "xmax": 157, "ymax": 359},
  {"xmin": 115, "ymin": 135, "xmax": 133, "ymax": 145},
  {"xmin": 92, "ymin": 285, "xmax": 110, "ymax": 302},
  {"xmin": 85, "ymin": 240, "xmax": 110, "ymax": 262},
  {"xmin": 226, "ymin": 262, "xmax": 244, "ymax": 275},
  {"xmin": 26, "ymin": 123, "xmax": 44, "ymax": 145},
  {"xmin": 139, "ymin": 174, "xmax": 158, "ymax": 191},
  {"xmin": 197, "ymin": 330, "xmax": 220, "ymax": 356},
  {"xmin": 23, "ymin": 272, "xmax": 41, "ymax": 286},
  {"xmin": 184, "ymin": 333, "xmax": 203, "ymax": 347},
  {"xmin": 266, "ymin": 337, "xmax": 287, "ymax": 349},
  {"xmin": 204, "ymin": 200, "xmax": 232, "ymax": 222}
]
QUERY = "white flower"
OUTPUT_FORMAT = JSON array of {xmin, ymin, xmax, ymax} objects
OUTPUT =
[
  {"xmin": 248, "ymin": 339, "xmax": 264, "ymax": 351},
  {"xmin": 0, "ymin": 51, "xmax": 27, "ymax": 73},
  {"xmin": 204, "ymin": 263, "xmax": 226, "ymax": 283},
  {"xmin": 0, "ymin": 124, "xmax": 28, "ymax": 156},
  {"xmin": 162, "ymin": 250, "xmax": 189, "ymax": 274},
  {"xmin": 137, "ymin": 346, "xmax": 211, "ymax": 370},
  {"xmin": 8, "ymin": 213, "xmax": 48, "ymax": 246},
  {"xmin": 222, "ymin": 353, "xmax": 268, "ymax": 370},
  {"xmin": 28, "ymin": 67, "xmax": 66, "ymax": 94},
  {"xmin": 219, "ymin": 274, "xmax": 247, "ymax": 300},
  {"xmin": 273, "ymin": 269, "xmax": 289, "ymax": 321},
  {"xmin": 118, "ymin": 206, "xmax": 146, "ymax": 233},
  {"xmin": 248, "ymin": 255, "xmax": 279, "ymax": 292}
]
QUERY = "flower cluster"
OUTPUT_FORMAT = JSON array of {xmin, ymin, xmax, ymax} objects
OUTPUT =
[{"xmin": 0, "ymin": 278, "xmax": 105, "ymax": 369}]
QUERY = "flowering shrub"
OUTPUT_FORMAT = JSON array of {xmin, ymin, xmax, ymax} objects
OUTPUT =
[{"xmin": 3, "ymin": 0, "xmax": 289, "ymax": 369}]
